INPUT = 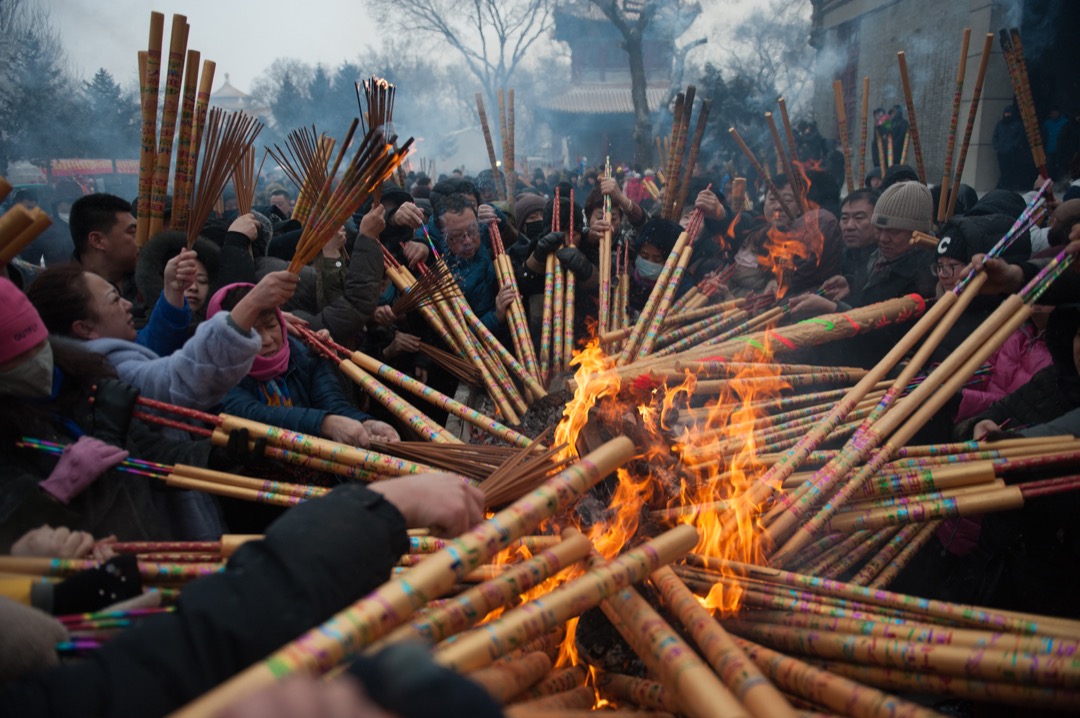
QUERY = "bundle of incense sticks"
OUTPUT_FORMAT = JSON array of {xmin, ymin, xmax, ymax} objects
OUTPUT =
[
  {"xmin": 146, "ymin": 14, "xmax": 188, "ymax": 242},
  {"xmin": 295, "ymin": 324, "xmax": 457, "ymax": 444},
  {"xmin": 384, "ymin": 252, "xmax": 519, "ymax": 421},
  {"xmin": 287, "ymin": 123, "xmax": 413, "ymax": 272},
  {"xmin": 231, "ymin": 146, "xmax": 264, "ymax": 217},
  {"xmin": 0, "ymin": 198, "xmax": 52, "ymax": 267},
  {"xmin": 490, "ymin": 221, "xmax": 541, "ymax": 383},
  {"xmin": 539, "ymin": 187, "xmax": 563, "ymax": 379},
  {"xmin": 185, "ymin": 108, "xmax": 263, "ymax": 248},
  {"xmin": 266, "ymin": 125, "xmax": 329, "ymax": 225},
  {"xmin": 765, "ymin": 111, "xmax": 805, "ymax": 214},
  {"xmin": 417, "ymin": 340, "xmax": 482, "ymax": 386},
  {"xmin": 390, "ymin": 258, "xmax": 459, "ymax": 315},
  {"xmin": 134, "ymin": 13, "xmax": 214, "ymax": 244},
  {"xmin": 478, "ymin": 429, "xmax": 572, "ymax": 508}
]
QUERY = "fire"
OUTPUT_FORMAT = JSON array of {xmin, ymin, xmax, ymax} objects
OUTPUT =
[{"xmin": 759, "ymin": 207, "xmax": 825, "ymax": 298}]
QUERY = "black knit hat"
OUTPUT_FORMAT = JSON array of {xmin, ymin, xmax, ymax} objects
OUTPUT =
[
  {"xmin": 635, "ymin": 218, "xmax": 682, "ymax": 256},
  {"xmin": 936, "ymin": 214, "xmax": 1031, "ymax": 264}
]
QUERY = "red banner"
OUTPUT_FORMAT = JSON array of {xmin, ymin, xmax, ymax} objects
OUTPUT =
[{"xmin": 48, "ymin": 159, "xmax": 140, "ymax": 176}]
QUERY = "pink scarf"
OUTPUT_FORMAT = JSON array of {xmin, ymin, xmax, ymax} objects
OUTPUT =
[{"xmin": 206, "ymin": 282, "xmax": 291, "ymax": 381}]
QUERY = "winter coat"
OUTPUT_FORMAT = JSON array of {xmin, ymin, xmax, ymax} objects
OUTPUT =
[
  {"xmin": 215, "ymin": 230, "xmax": 384, "ymax": 349},
  {"xmin": 135, "ymin": 292, "xmax": 191, "ymax": 358},
  {"xmin": 218, "ymin": 337, "xmax": 372, "ymax": 437},
  {"xmin": 84, "ymin": 311, "xmax": 261, "ymax": 410},
  {"xmin": 0, "ymin": 369, "xmax": 212, "ymax": 551},
  {"xmin": 848, "ymin": 247, "xmax": 936, "ymax": 307},
  {"xmin": 446, "ymin": 243, "xmax": 501, "ymax": 333},
  {"xmin": 956, "ymin": 322, "xmax": 1051, "ymax": 421},
  {"xmin": 0, "ymin": 484, "xmax": 414, "ymax": 718}
]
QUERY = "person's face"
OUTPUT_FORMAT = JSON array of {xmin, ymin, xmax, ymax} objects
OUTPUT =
[
  {"xmin": 82, "ymin": 272, "xmax": 136, "ymax": 341},
  {"xmin": 588, "ymin": 205, "xmax": 621, "ymax": 235},
  {"xmin": 441, "ymin": 210, "xmax": 480, "ymax": 260},
  {"xmin": 840, "ymin": 199, "xmax": 875, "ymax": 249},
  {"xmin": 184, "ymin": 259, "xmax": 210, "ymax": 313},
  {"xmin": 875, "ymin": 227, "xmax": 913, "ymax": 262},
  {"xmin": 764, "ymin": 186, "xmax": 796, "ymax": 227},
  {"xmin": 270, "ymin": 194, "xmax": 292, "ymax": 215},
  {"xmin": 254, "ymin": 310, "xmax": 283, "ymax": 357},
  {"xmin": 98, "ymin": 211, "xmax": 139, "ymax": 274},
  {"xmin": 868, "ymin": 176, "xmax": 882, "ymax": 191},
  {"xmin": 637, "ymin": 243, "xmax": 664, "ymax": 264},
  {"xmin": 933, "ymin": 257, "xmax": 966, "ymax": 292}
]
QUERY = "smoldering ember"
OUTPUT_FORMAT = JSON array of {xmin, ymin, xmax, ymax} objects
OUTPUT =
[{"xmin": 2, "ymin": 0, "xmax": 1080, "ymax": 716}]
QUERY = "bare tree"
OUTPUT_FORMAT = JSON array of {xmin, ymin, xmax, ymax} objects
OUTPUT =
[
  {"xmin": 589, "ymin": 0, "xmax": 702, "ymax": 166},
  {"xmin": 370, "ymin": 0, "xmax": 556, "ymax": 106},
  {"xmin": 723, "ymin": 0, "xmax": 814, "ymax": 112}
]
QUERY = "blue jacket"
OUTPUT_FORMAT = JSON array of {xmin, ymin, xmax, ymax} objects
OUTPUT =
[
  {"xmin": 218, "ymin": 337, "xmax": 371, "ymax": 437},
  {"xmin": 446, "ymin": 243, "xmax": 501, "ymax": 333},
  {"xmin": 136, "ymin": 292, "xmax": 191, "ymax": 357}
]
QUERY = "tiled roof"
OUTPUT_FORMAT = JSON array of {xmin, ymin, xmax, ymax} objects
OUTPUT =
[{"xmin": 538, "ymin": 84, "xmax": 670, "ymax": 115}]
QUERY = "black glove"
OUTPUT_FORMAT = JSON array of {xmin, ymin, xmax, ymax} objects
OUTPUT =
[
  {"xmin": 90, "ymin": 379, "xmax": 140, "ymax": 445},
  {"xmin": 530, "ymin": 231, "xmax": 565, "ymax": 260},
  {"xmin": 49, "ymin": 554, "xmax": 143, "ymax": 615},
  {"xmin": 208, "ymin": 428, "xmax": 267, "ymax": 471},
  {"xmin": 556, "ymin": 247, "xmax": 595, "ymax": 281}
]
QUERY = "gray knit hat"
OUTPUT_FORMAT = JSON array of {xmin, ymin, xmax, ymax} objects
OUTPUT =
[{"xmin": 871, "ymin": 181, "xmax": 932, "ymax": 233}]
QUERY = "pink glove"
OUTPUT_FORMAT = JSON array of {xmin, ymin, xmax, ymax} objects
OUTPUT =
[{"xmin": 39, "ymin": 437, "xmax": 129, "ymax": 505}]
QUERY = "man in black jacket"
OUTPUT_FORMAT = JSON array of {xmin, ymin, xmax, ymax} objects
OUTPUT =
[{"xmin": 0, "ymin": 474, "xmax": 491, "ymax": 718}]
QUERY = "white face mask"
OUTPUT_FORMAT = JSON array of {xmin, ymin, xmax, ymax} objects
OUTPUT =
[
  {"xmin": 0, "ymin": 342, "xmax": 54, "ymax": 398},
  {"xmin": 58, "ymin": 212, "xmax": 70, "ymax": 224},
  {"xmin": 635, "ymin": 256, "xmax": 664, "ymax": 281}
]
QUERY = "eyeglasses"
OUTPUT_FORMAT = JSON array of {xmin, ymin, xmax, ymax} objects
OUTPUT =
[
  {"xmin": 931, "ymin": 262, "xmax": 963, "ymax": 278},
  {"xmin": 445, "ymin": 226, "xmax": 480, "ymax": 245}
]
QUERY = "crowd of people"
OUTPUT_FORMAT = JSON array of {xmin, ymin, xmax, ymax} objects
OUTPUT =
[{"xmin": 2, "ymin": 107, "xmax": 1080, "ymax": 714}]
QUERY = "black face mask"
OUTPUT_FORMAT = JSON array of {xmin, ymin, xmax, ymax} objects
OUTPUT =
[{"xmin": 523, "ymin": 220, "xmax": 545, "ymax": 241}]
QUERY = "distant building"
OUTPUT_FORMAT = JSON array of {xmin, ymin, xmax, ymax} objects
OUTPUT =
[
  {"xmin": 210, "ymin": 74, "xmax": 272, "ymax": 123},
  {"xmin": 809, "ymin": 0, "xmax": 1079, "ymax": 193},
  {"xmin": 536, "ymin": 0, "xmax": 679, "ymax": 169}
]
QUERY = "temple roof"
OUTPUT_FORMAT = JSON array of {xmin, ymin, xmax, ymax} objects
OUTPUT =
[{"xmin": 537, "ymin": 83, "xmax": 670, "ymax": 115}]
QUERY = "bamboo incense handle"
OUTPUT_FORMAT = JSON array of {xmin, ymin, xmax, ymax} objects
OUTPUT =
[
  {"xmin": 378, "ymin": 529, "xmax": 591, "ymax": 649},
  {"xmin": 601, "ymin": 583, "xmax": 752, "ymax": 718},
  {"xmin": 0, "ymin": 205, "xmax": 34, "ymax": 245},
  {"xmin": 0, "ymin": 177, "xmax": 12, "ymax": 204},
  {"xmin": 433, "ymin": 523, "xmax": 698, "ymax": 674},
  {"xmin": 650, "ymin": 566, "xmax": 797, "ymax": 718},
  {"xmin": 169, "ymin": 437, "xmax": 635, "ymax": 718},
  {"xmin": 469, "ymin": 651, "xmax": 552, "ymax": 705}
]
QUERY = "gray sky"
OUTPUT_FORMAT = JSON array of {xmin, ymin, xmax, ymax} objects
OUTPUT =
[
  {"xmin": 46, "ymin": 0, "xmax": 379, "ymax": 91},
  {"xmin": 47, "ymin": 0, "xmax": 785, "ymax": 95}
]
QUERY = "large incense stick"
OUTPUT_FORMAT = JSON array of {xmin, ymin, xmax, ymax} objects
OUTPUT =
[
  {"xmin": 858, "ymin": 76, "xmax": 870, "ymax": 189},
  {"xmin": 171, "ymin": 437, "xmax": 635, "ymax": 717},
  {"xmin": 946, "ymin": 33, "xmax": 993, "ymax": 219},
  {"xmin": 475, "ymin": 93, "xmax": 504, "ymax": 200},
  {"xmin": 148, "ymin": 15, "xmax": 189, "ymax": 240},
  {"xmin": 937, "ymin": 29, "xmax": 971, "ymax": 224},
  {"xmin": 832, "ymin": 80, "xmax": 855, "ymax": 194},
  {"xmin": 136, "ymin": 13, "xmax": 164, "ymax": 246},
  {"xmin": 896, "ymin": 52, "xmax": 926, "ymax": 183}
]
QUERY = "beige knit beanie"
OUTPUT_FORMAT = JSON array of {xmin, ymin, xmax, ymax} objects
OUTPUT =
[{"xmin": 872, "ymin": 181, "xmax": 932, "ymax": 233}]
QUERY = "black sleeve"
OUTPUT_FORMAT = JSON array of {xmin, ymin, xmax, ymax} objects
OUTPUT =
[
  {"xmin": 212, "ymin": 232, "xmax": 258, "ymax": 294},
  {"xmin": 0, "ymin": 483, "xmax": 408, "ymax": 718}
]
